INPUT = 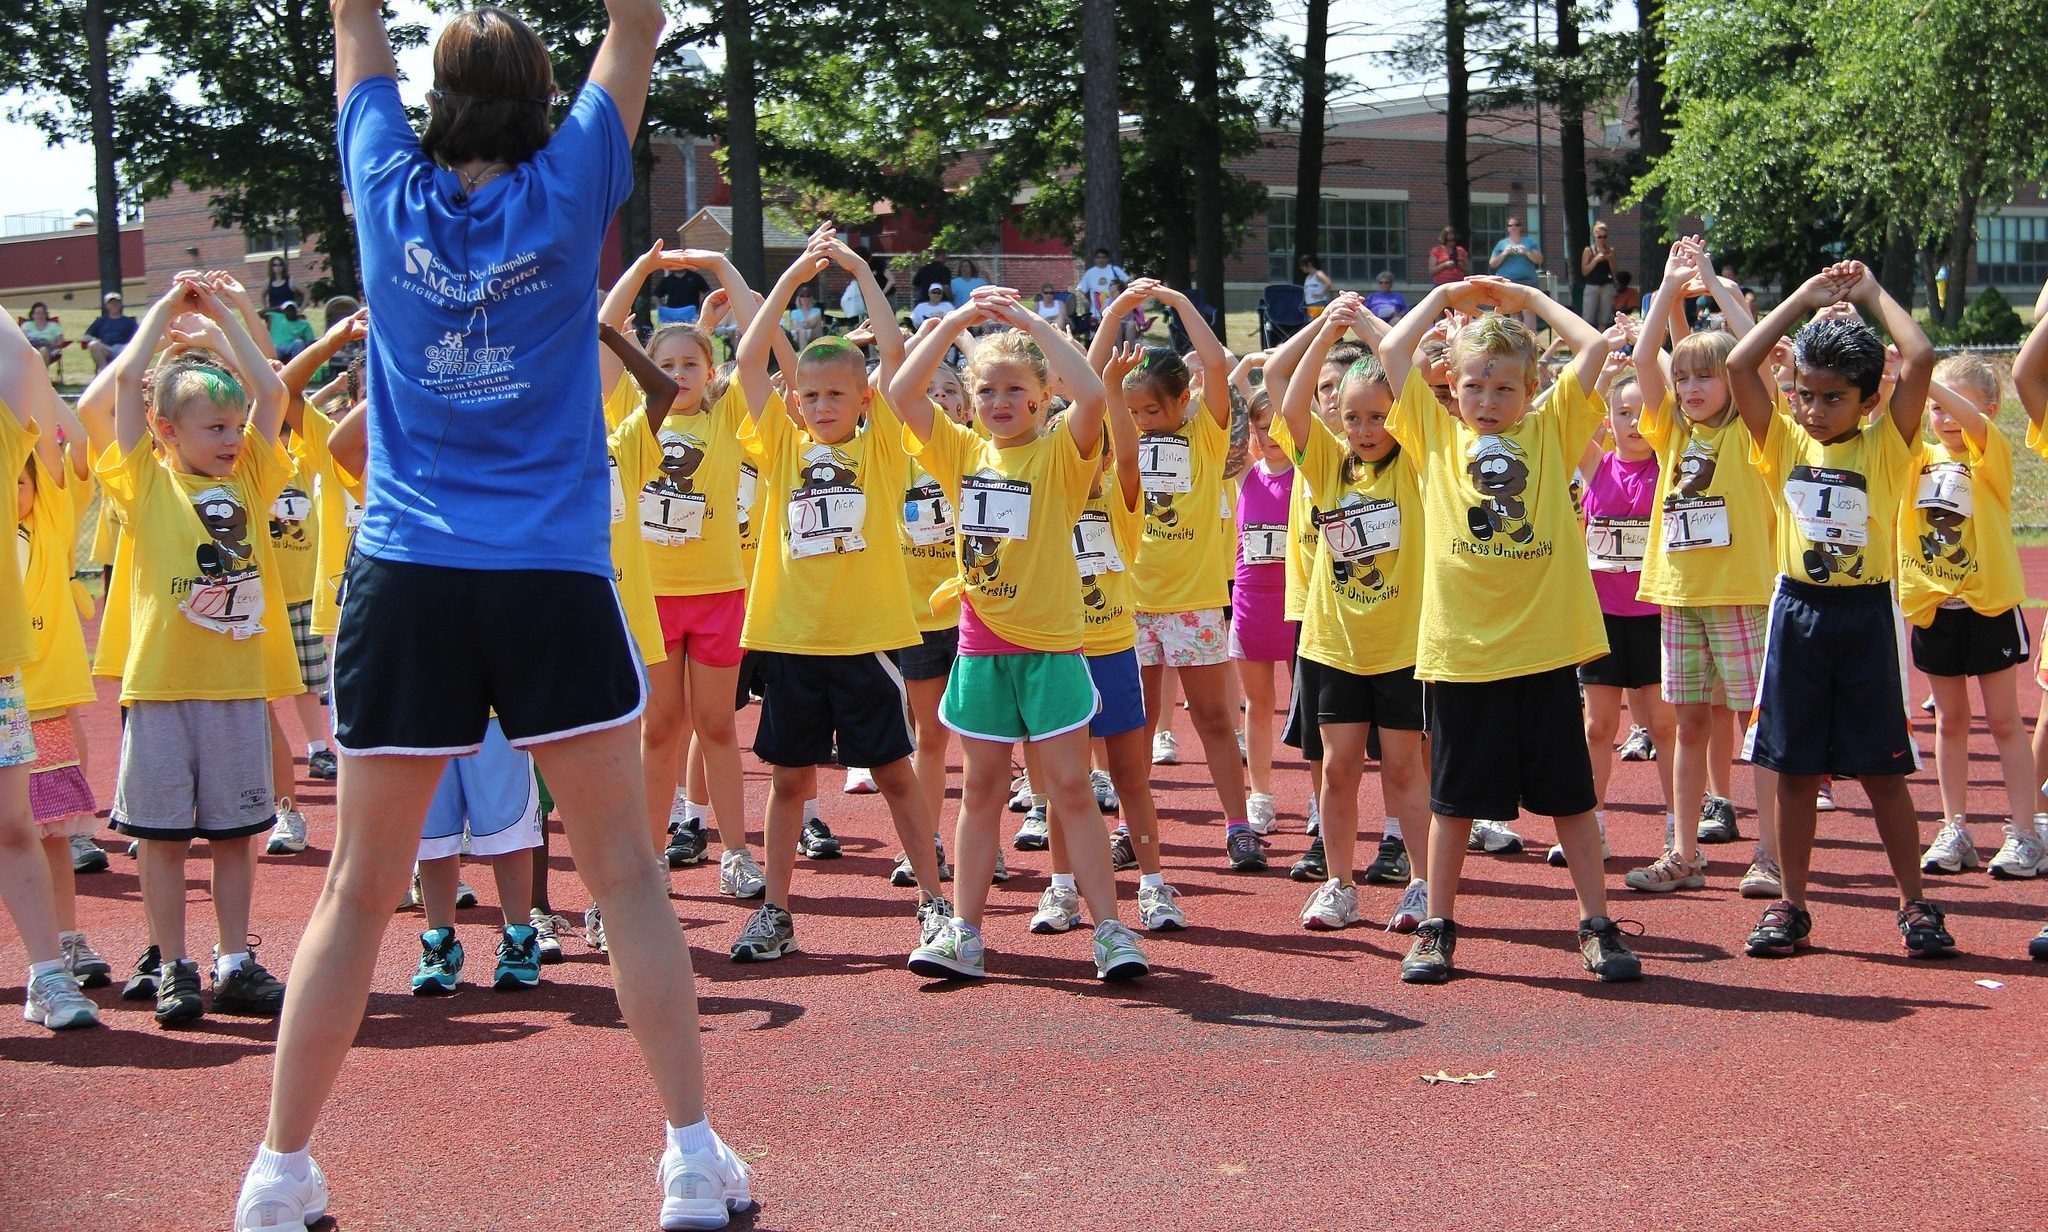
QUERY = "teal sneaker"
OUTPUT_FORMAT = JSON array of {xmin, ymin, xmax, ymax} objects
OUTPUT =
[
  {"xmin": 1092, "ymin": 919, "xmax": 1150, "ymax": 982},
  {"xmin": 411, "ymin": 928, "xmax": 463, "ymax": 996},
  {"xmin": 492, "ymin": 924, "xmax": 541, "ymax": 990},
  {"xmin": 907, "ymin": 917, "xmax": 985, "ymax": 980}
]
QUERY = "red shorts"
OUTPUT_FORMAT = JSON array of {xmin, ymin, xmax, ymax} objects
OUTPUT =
[{"xmin": 656, "ymin": 589, "xmax": 746, "ymax": 668}]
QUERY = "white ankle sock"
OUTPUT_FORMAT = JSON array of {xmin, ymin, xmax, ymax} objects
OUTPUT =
[
  {"xmin": 27, "ymin": 958, "xmax": 63, "ymax": 980},
  {"xmin": 802, "ymin": 798, "xmax": 820, "ymax": 823},
  {"xmin": 1384, "ymin": 816, "xmax": 1403, "ymax": 841},
  {"xmin": 666, "ymin": 1118, "xmax": 715, "ymax": 1154},
  {"xmin": 682, "ymin": 799, "xmax": 707, "ymax": 826},
  {"xmin": 216, "ymin": 951, "xmax": 248, "ymax": 982},
  {"xmin": 252, "ymin": 1145, "xmax": 311, "ymax": 1182},
  {"xmin": 307, "ymin": 740, "xmax": 329, "ymax": 755},
  {"xmin": 1138, "ymin": 871, "xmax": 1165, "ymax": 890},
  {"xmin": 1049, "ymin": 872, "xmax": 1076, "ymax": 891}
]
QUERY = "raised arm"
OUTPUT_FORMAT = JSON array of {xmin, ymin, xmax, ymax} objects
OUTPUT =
[
  {"xmin": 601, "ymin": 322, "xmax": 678, "ymax": 446},
  {"xmin": 214, "ymin": 274, "xmax": 276, "ymax": 361},
  {"xmin": 1729, "ymin": 263, "xmax": 1860, "ymax": 444},
  {"xmin": 1846, "ymin": 268, "xmax": 1932, "ymax": 443},
  {"xmin": 1927, "ymin": 380, "xmax": 1991, "ymax": 449},
  {"xmin": 112, "ymin": 280, "xmax": 197, "ymax": 453},
  {"xmin": 1101, "ymin": 342, "xmax": 1147, "ymax": 509},
  {"xmin": 2015, "ymin": 279, "xmax": 2048, "ymax": 428},
  {"xmin": 329, "ymin": 401, "xmax": 368, "ymax": 478},
  {"xmin": 586, "ymin": 0, "xmax": 665, "ymax": 142},
  {"xmin": 332, "ymin": 0, "xmax": 399, "ymax": 105},
  {"xmin": 889, "ymin": 298, "xmax": 992, "ymax": 444},
  {"xmin": 1379, "ymin": 283, "xmax": 1458, "ymax": 394},
  {"xmin": 1152, "ymin": 285, "xmax": 1230, "ymax": 427},
  {"xmin": 1003, "ymin": 298, "xmax": 1107, "ymax": 454},
  {"xmin": 1486, "ymin": 276, "xmax": 1607, "ymax": 393},
  {"xmin": 1278, "ymin": 302, "xmax": 1353, "ymax": 451},
  {"xmin": 280, "ymin": 307, "xmax": 367, "ymax": 399},
  {"xmin": 735, "ymin": 235, "xmax": 832, "ymax": 420},
  {"xmin": 1635, "ymin": 240, "xmax": 1700, "ymax": 413},
  {"xmin": 1085, "ymin": 277, "xmax": 1159, "ymax": 372},
  {"xmin": 195, "ymin": 276, "xmax": 288, "ymax": 443},
  {"xmin": 0, "ymin": 312, "xmax": 66, "ymax": 438},
  {"xmin": 826, "ymin": 238, "xmax": 903, "ymax": 381}
]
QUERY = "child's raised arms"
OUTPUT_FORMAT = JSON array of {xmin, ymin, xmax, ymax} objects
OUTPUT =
[
  {"xmin": 1727, "ymin": 261, "xmax": 1865, "ymax": 445},
  {"xmin": 0, "ymin": 310, "xmax": 71, "ymax": 443},
  {"xmin": 279, "ymin": 308, "xmax": 369, "ymax": 427},
  {"xmin": 1085, "ymin": 277, "xmax": 1161, "ymax": 373},
  {"xmin": 734, "ymin": 229, "xmax": 835, "ymax": 422},
  {"xmin": 889, "ymin": 287, "xmax": 1011, "ymax": 443},
  {"xmin": 1927, "ymin": 379, "xmax": 1993, "ymax": 449},
  {"xmin": 1634, "ymin": 238, "xmax": 1701, "ymax": 412},
  {"xmin": 1476, "ymin": 275, "xmax": 1611, "ymax": 395},
  {"xmin": 1150, "ymin": 284, "xmax": 1233, "ymax": 428},
  {"xmin": 1258, "ymin": 292, "xmax": 1351, "ymax": 416},
  {"xmin": 1101, "ymin": 341, "xmax": 1149, "ymax": 510},
  {"xmin": 1691, "ymin": 239, "xmax": 1757, "ymax": 336},
  {"xmin": 1277, "ymin": 296, "xmax": 1363, "ymax": 453},
  {"xmin": 822, "ymin": 237, "xmax": 905, "ymax": 385},
  {"xmin": 998, "ymin": 296, "xmax": 1108, "ymax": 455},
  {"xmin": 2015, "ymin": 278, "xmax": 2048, "ymax": 428},
  {"xmin": 111, "ymin": 277, "xmax": 207, "ymax": 452},
  {"xmin": 600, "ymin": 321, "xmax": 680, "ymax": 448},
  {"xmin": 192, "ymin": 273, "xmax": 289, "ymax": 444}
]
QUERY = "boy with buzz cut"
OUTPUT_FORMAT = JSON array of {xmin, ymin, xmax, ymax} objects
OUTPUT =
[
  {"xmin": 102, "ymin": 271, "xmax": 304, "ymax": 1026},
  {"xmin": 1377, "ymin": 274, "xmax": 1639, "ymax": 985},
  {"xmin": 723, "ymin": 225, "xmax": 949, "ymax": 965},
  {"xmin": 1727, "ymin": 260, "xmax": 1955, "ymax": 960}
]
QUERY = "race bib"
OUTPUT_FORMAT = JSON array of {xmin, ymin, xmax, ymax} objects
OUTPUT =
[
  {"xmin": 1585, "ymin": 516, "xmax": 1650, "ymax": 572},
  {"xmin": 1241, "ymin": 522, "xmax": 1288, "ymax": 565},
  {"xmin": 1915, "ymin": 462, "xmax": 1973, "ymax": 519},
  {"xmin": 272, "ymin": 487, "xmax": 311, "ymax": 524},
  {"xmin": 343, "ymin": 490, "xmax": 363, "ymax": 530},
  {"xmin": 959, "ymin": 475, "xmax": 1033, "ymax": 540},
  {"xmin": 608, "ymin": 458, "xmax": 626, "ymax": 525},
  {"xmin": 737, "ymin": 463, "xmax": 758, "ymax": 516},
  {"xmin": 1137, "ymin": 434, "xmax": 1192, "ymax": 495},
  {"xmin": 1317, "ymin": 498, "xmax": 1401, "ymax": 562},
  {"xmin": 903, "ymin": 479, "xmax": 954, "ymax": 546},
  {"xmin": 639, "ymin": 485, "xmax": 707, "ymax": 546},
  {"xmin": 182, "ymin": 568, "xmax": 266, "ymax": 639},
  {"xmin": 1662, "ymin": 497, "xmax": 1731, "ymax": 551},
  {"xmin": 1072, "ymin": 510, "xmax": 1124, "ymax": 576},
  {"xmin": 1785, "ymin": 466, "xmax": 1869, "ymax": 547},
  {"xmin": 788, "ymin": 486, "xmax": 867, "ymax": 558}
]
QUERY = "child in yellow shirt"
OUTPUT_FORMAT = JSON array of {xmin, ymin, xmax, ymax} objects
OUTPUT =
[
  {"xmin": 1375, "ymin": 276, "xmax": 1636, "ymax": 985},
  {"xmin": 101, "ymin": 273, "xmax": 301, "ymax": 1026}
]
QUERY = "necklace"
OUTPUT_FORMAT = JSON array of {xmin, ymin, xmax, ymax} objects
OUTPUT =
[{"xmin": 455, "ymin": 162, "xmax": 509, "ymax": 194}]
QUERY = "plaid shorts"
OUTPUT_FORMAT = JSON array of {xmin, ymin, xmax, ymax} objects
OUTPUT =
[
  {"xmin": 0, "ymin": 674, "xmax": 36, "ymax": 769},
  {"xmin": 289, "ymin": 600, "xmax": 330, "ymax": 694},
  {"xmin": 1661, "ymin": 603, "xmax": 1766, "ymax": 709},
  {"xmin": 1134, "ymin": 608, "xmax": 1230, "ymax": 668}
]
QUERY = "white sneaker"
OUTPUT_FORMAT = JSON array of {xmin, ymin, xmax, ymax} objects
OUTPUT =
[
  {"xmin": 1029, "ymin": 885, "xmax": 1084, "ymax": 933},
  {"xmin": 657, "ymin": 1133, "xmax": 753, "ymax": 1230},
  {"xmin": 265, "ymin": 799, "xmax": 308, "ymax": 854},
  {"xmin": 234, "ymin": 1155, "xmax": 329, "ymax": 1232},
  {"xmin": 1300, "ymin": 878, "xmax": 1359, "ymax": 931},
  {"xmin": 455, "ymin": 878, "xmax": 479, "ymax": 908},
  {"xmin": 1387, "ymin": 878, "xmax": 1429, "ymax": 933},
  {"xmin": 584, "ymin": 905, "xmax": 608, "ymax": 953},
  {"xmin": 1921, "ymin": 817, "xmax": 1980, "ymax": 874},
  {"xmin": 1305, "ymin": 795, "xmax": 1321, "ymax": 836},
  {"xmin": 843, "ymin": 766, "xmax": 878, "ymax": 795},
  {"xmin": 1246, "ymin": 793, "xmax": 1278, "ymax": 835},
  {"xmin": 1989, "ymin": 822, "xmax": 2048, "ymax": 879},
  {"xmin": 1152, "ymin": 729, "xmax": 1179, "ymax": 765},
  {"xmin": 1468, "ymin": 818, "xmax": 1524, "ymax": 855},
  {"xmin": 22, "ymin": 967, "xmax": 98, "ymax": 1029},
  {"xmin": 719, "ymin": 849, "xmax": 767, "ymax": 899},
  {"xmin": 1137, "ymin": 881, "xmax": 1187, "ymax": 931},
  {"xmin": 1815, "ymin": 783, "xmax": 1837, "ymax": 811}
]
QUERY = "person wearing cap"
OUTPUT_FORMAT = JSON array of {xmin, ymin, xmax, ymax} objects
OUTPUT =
[
  {"xmin": 265, "ymin": 300, "xmax": 318, "ymax": 361},
  {"xmin": 84, "ymin": 292, "xmax": 139, "ymax": 370},
  {"xmin": 909, "ymin": 281, "xmax": 954, "ymax": 329}
]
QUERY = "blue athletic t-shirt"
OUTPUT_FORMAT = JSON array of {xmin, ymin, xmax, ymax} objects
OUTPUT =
[{"xmin": 338, "ymin": 76, "xmax": 631, "ymax": 575}]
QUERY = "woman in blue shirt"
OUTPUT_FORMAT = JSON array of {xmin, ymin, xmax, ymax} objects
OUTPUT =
[
  {"xmin": 1488, "ymin": 215, "xmax": 1545, "ymax": 327},
  {"xmin": 235, "ymin": 6, "xmax": 750, "ymax": 1231}
]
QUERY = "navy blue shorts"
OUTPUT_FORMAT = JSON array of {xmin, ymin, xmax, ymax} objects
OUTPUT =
[
  {"xmin": 1426, "ymin": 665, "xmax": 1596, "ymax": 819},
  {"xmin": 1087, "ymin": 649, "xmax": 1147, "ymax": 738},
  {"xmin": 1745, "ymin": 578, "xmax": 1919, "ymax": 778}
]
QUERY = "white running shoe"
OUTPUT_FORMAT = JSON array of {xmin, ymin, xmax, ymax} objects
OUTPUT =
[
  {"xmin": 235, "ymin": 1155, "xmax": 329, "ymax": 1232},
  {"xmin": 455, "ymin": 878, "xmax": 479, "ymax": 909},
  {"xmin": 265, "ymin": 799, "xmax": 308, "ymax": 855},
  {"xmin": 22, "ymin": 967, "xmax": 98, "ymax": 1029},
  {"xmin": 1387, "ymin": 879, "xmax": 1429, "ymax": 934},
  {"xmin": 1152, "ymin": 729, "xmax": 1179, "ymax": 765},
  {"xmin": 1989, "ymin": 822, "xmax": 2048, "ymax": 879},
  {"xmin": 657, "ymin": 1132, "xmax": 753, "ymax": 1230},
  {"xmin": 1815, "ymin": 783, "xmax": 1837, "ymax": 811},
  {"xmin": 1247, "ymin": 792, "xmax": 1278, "ymax": 835},
  {"xmin": 719, "ymin": 849, "xmax": 767, "ymax": 899},
  {"xmin": 1300, "ymin": 878, "xmax": 1360, "ymax": 931},
  {"xmin": 584, "ymin": 905, "xmax": 608, "ymax": 953},
  {"xmin": 1029, "ymin": 884, "xmax": 1085, "ymax": 933},
  {"xmin": 1137, "ymin": 881, "xmax": 1187, "ymax": 931},
  {"xmin": 1468, "ymin": 818, "xmax": 1524, "ymax": 855},
  {"xmin": 1921, "ymin": 817, "xmax": 1979, "ymax": 874},
  {"xmin": 843, "ymin": 766, "xmax": 878, "ymax": 795}
]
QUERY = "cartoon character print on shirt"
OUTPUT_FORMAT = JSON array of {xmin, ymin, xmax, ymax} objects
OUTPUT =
[
  {"xmin": 1463, "ymin": 435, "xmax": 1534, "ymax": 545},
  {"xmin": 1143, "ymin": 489, "xmax": 1178, "ymax": 528},
  {"xmin": 962, "ymin": 534, "xmax": 1003, "ymax": 587},
  {"xmin": 639, "ymin": 429, "xmax": 713, "ymax": 546},
  {"xmin": 1326, "ymin": 494, "xmax": 1387, "ymax": 593},
  {"xmin": 185, "ymin": 484, "xmax": 266, "ymax": 639},
  {"xmin": 269, "ymin": 483, "xmax": 312, "ymax": 554},
  {"xmin": 786, "ymin": 443, "xmax": 866, "ymax": 557},
  {"xmin": 1919, "ymin": 505, "xmax": 1970, "ymax": 569},
  {"xmin": 1671, "ymin": 438, "xmax": 1717, "ymax": 500}
]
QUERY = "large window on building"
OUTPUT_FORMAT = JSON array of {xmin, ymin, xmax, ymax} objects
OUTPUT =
[
  {"xmin": 245, "ymin": 223, "xmax": 302, "ymax": 256},
  {"xmin": 1977, "ymin": 213, "xmax": 2048, "ymax": 289},
  {"xmin": 1267, "ymin": 196, "xmax": 1408, "ymax": 283},
  {"xmin": 1468, "ymin": 203, "xmax": 1509, "ymax": 272}
]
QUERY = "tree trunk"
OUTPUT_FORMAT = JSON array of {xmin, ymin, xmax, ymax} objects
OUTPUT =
[
  {"xmin": 1941, "ymin": 155, "xmax": 1986, "ymax": 330},
  {"xmin": 1189, "ymin": 2, "xmax": 1225, "ymax": 309},
  {"xmin": 623, "ymin": 130, "xmax": 656, "ymax": 322},
  {"xmin": 1080, "ymin": 0, "xmax": 1121, "ymax": 263},
  {"xmin": 1877, "ymin": 217, "xmax": 1917, "ymax": 311},
  {"xmin": 1554, "ymin": 0, "xmax": 1589, "ymax": 312},
  {"xmin": 1445, "ymin": 1, "xmax": 1472, "ymax": 259},
  {"xmin": 1635, "ymin": 0, "xmax": 1672, "ymax": 293},
  {"xmin": 723, "ymin": 0, "xmax": 764, "ymax": 286},
  {"xmin": 1294, "ymin": 0, "xmax": 1329, "ymax": 277},
  {"xmin": 83, "ymin": 0, "xmax": 123, "ymax": 295}
]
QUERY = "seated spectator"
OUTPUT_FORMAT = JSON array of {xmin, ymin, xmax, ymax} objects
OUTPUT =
[
  {"xmin": 783, "ymin": 285, "xmax": 824, "ymax": 348},
  {"xmin": 1364, "ymin": 272, "xmax": 1409, "ymax": 322},
  {"xmin": 910, "ymin": 282, "xmax": 954, "ymax": 329},
  {"xmin": 266, "ymin": 300, "xmax": 318, "ymax": 361},
  {"xmin": 1611, "ymin": 270, "xmax": 1640, "ymax": 315},
  {"xmin": 1034, "ymin": 284, "xmax": 1070, "ymax": 331},
  {"xmin": 83, "ymin": 293, "xmax": 138, "ymax": 370},
  {"xmin": 21, "ymin": 302, "xmax": 63, "ymax": 374},
  {"xmin": 1111, "ymin": 279, "xmax": 1150, "ymax": 345}
]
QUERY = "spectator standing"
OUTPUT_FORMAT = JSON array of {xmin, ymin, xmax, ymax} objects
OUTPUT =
[
  {"xmin": 1299, "ymin": 255, "xmax": 1332, "ymax": 309},
  {"xmin": 265, "ymin": 256, "xmax": 301, "ymax": 311},
  {"xmin": 83, "ymin": 293, "xmax": 138, "ymax": 370},
  {"xmin": 1429, "ymin": 227, "xmax": 1469, "ymax": 284},
  {"xmin": 910, "ymin": 249, "xmax": 953, "ymax": 302},
  {"xmin": 949, "ymin": 258, "xmax": 989, "ymax": 307},
  {"xmin": 1488, "ymin": 215, "xmax": 1544, "ymax": 328},
  {"xmin": 1075, "ymin": 247, "xmax": 1129, "ymax": 324},
  {"xmin": 1580, "ymin": 220, "xmax": 1617, "ymax": 324},
  {"xmin": 1364, "ymin": 272, "xmax": 1409, "ymax": 322}
]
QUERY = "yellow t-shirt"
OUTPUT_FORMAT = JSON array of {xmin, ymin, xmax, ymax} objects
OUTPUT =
[
  {"xmin": 1386, "ymin": 366, "xmax": 1609, "ymax": 683},
  {"xmin": 1077, "ymin": 482, "xmax": 1144, "ymax": 657},
  {"xmin": 1133, "ymin": 404, "xmax": 1230, "ymax": 614},
  {"xmin": 91, "ymin": 443, "xmax": 132, "ymax": 680},
  {"xmin": 300, "ymin": 406, "xmax": 367, "ymax": 639},
  {"xmin": 901, "ymin": 434, "xmax": 962, "ymax": 633},
  {"xmin": 1282, "ymin": 472, "xmax": 1316, "ymax": 623},
  {"xmin": 1754, "ymin": 410, "xmax": 1914, "ymax": 588},
  {"xmin": 608, "ymin": 406, "xmax": 669, "ymax": 665},
  {"xmin": 603, "ymin": 373, "xmax": 642, "ymax": 431},
  {"xmin": 266, "ymin": 434, "xmax": 320, "ymax": 606},
  {"xmin": 1896, "ymin": 427, "xmax": 2024, "ymax": 624},
  {"xmin": 1276, "ymin": 414, "xmax": 1424, "ymax": 677},
  {"xmin": 89, "ymin": 484, "xmax": 121, "ymax": 567},
  {"xmin": 96, "ymin": 427, "xmax": 304, "ymax": 703},
  {"xmin": 908, "ymin": 413, "xmax": 1098, "ymax": 653},
  {"xmin": 18, "ymin": 454, "xmax": 96, "ymax": 711},
  {"xmin": 1637, "ymin": 392, "xmax": 1780, "ymax": 608},
  {"xmin": 0, "ymin": 410, "xmax": 38, "ymax": 677},
  {"xmin": 739, "ymin": 393, "xmax": 920, "ymax": 655},
  {"xmin": 641, "ymin": 385, "xmax": 751, "ymax": 598},
  {"xmin": 738, "ymin": 459, "xmax": 761, "ymax": 585}
]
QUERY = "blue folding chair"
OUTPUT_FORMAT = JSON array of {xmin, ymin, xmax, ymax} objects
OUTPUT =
[{"xmin": 1258, "ymin": 284, "xmax": 1310, "ymax": 348}]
